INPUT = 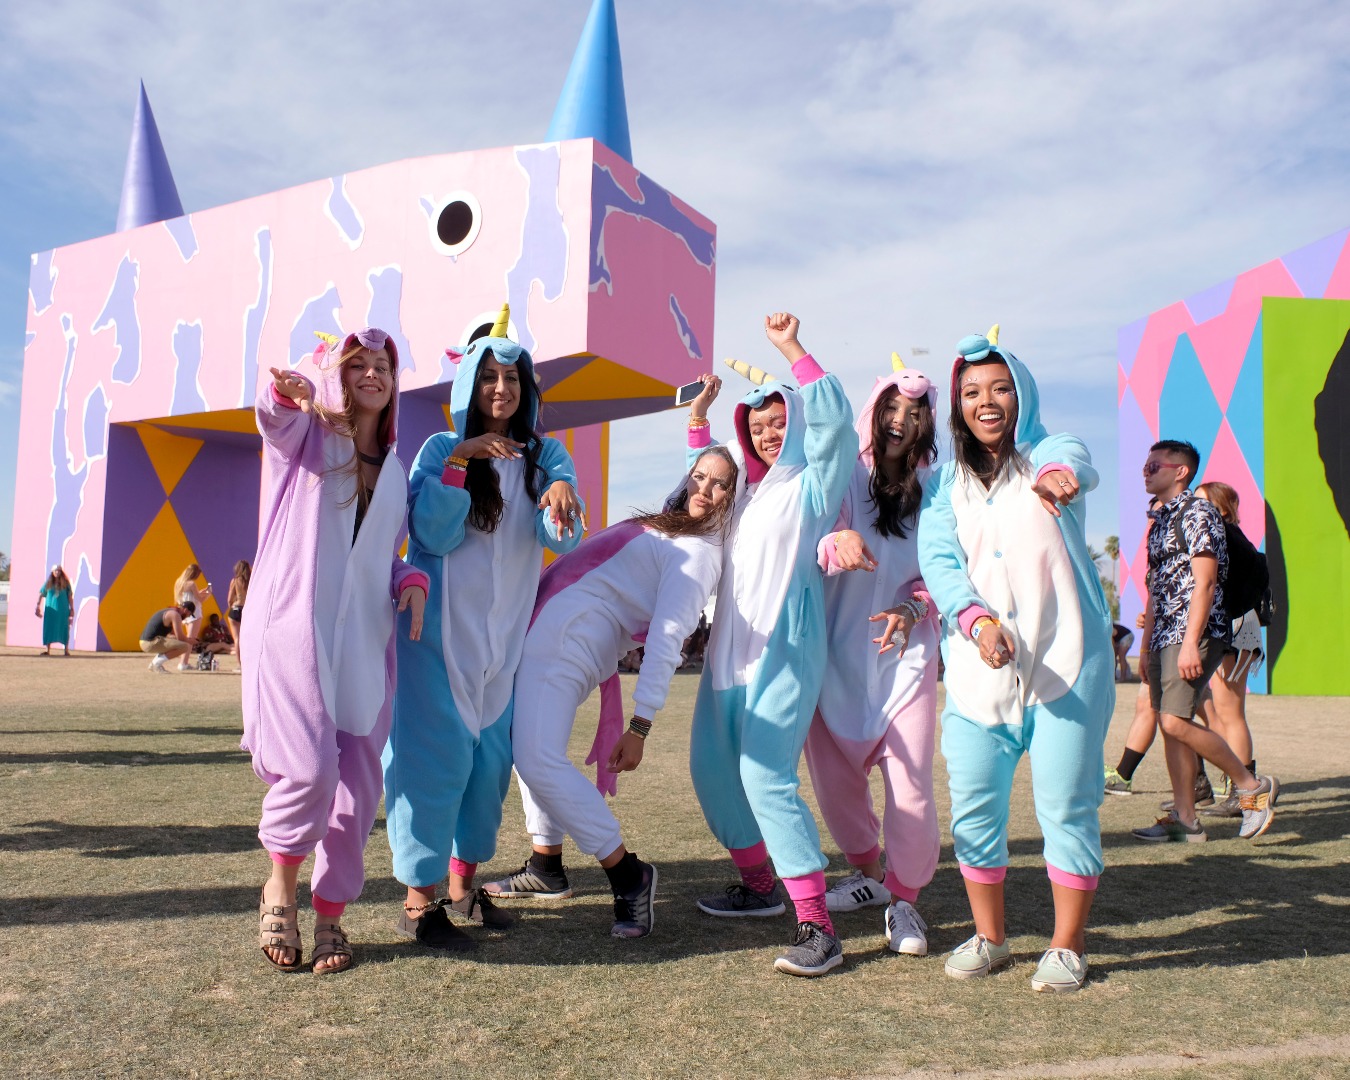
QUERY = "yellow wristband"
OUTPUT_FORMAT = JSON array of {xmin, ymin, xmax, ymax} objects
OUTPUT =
[{"xmin": 446, "ymin": 455, "xmax": 469, "ymax": 470}]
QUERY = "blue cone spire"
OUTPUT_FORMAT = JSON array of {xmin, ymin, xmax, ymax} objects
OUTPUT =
[
  {"xmin": 545, "ymin": 0, "xmax": 632, "ymax": 163},
  {"xmin": 116, "ymin": 81, "xmax": 185, "ymax": 232}
]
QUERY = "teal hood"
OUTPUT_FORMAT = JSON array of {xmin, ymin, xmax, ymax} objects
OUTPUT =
[
  {"xmin": 950, "ymin": 332, "xmax": 1047, "ymax": 450},
  {"xmin": 447, "ymin": 336, "xmax": 542, "ymax": 435},
  {"xmin": 733, "ymin": 377, "xmax": 806, "ymax": 485}
]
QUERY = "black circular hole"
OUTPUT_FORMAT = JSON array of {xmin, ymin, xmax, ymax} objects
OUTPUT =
[
  {"xmin": 437, "ymin": 201, "xmax": 475, "ymax": 246},
  {"xmin": 467, "ymin": 323, "xmax": 494, "ymax": 343}
]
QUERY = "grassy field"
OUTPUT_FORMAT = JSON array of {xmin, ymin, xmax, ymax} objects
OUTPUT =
[{"xmin": 1, "ymin": 629, "xmax": 1348, "ymax": 1079}]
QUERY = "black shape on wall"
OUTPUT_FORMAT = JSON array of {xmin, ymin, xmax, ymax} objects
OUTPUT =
[
  {"xmin": 1315, "ymin": 329, "xmax": 1350, "ymax": 539},
  {"xmin": 1264, "ymin": 503, "xmax": 1287, "ymax": 677}
]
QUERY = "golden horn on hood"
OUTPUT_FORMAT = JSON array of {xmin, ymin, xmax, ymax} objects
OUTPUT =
[
  {"xmin": 313, "ymin": 331, "xmax": 341, "ymax": 348},
  {"xmin": 987, "ymin": 323, "xmax": 1000, "ymax": 346},
  {"xmin": 891, "ymin": 351, "xmax": 906, "ymax": 372},
  {"xmin": 723, "ymin": 357, "xmax": 770, "ymax": 386},
  {"xmin": 491, "ymin": 303, "xmax": 511, "ymax": 338}
]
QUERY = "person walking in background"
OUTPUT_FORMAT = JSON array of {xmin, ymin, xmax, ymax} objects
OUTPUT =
[
  {"xmin": 227, "ymin": 560, "xmax": 250, "ymax": 658},
  {"xmin": 172, "ymin": 563, "xmax": 211, "ymax": 672},
  {"xmin": 1131, "ymin": 441, "xmax": 1276, "ymax": 845},
  {"xmin": 35, "ymin": 566, "xmax": 74, "ymax": 656}
]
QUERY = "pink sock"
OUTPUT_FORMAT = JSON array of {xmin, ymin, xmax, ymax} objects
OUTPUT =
[
  {"xmin": 268, "ymin": 851, "xmax": 304, "ymax": 867},
  {"xmin": 312, "ymin": 894, "xmax": 346, "ymax": 918},
  {"xmin": 783, "ymin": 872, "xmax": 834, "ymax": 934},
  {"xmin": 449, "ymin": 857, "xmax": 477, "ymax": 884}
]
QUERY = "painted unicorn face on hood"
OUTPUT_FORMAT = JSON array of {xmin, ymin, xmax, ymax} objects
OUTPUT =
[{"xmin": 312, "ymin": 326, "xmax": 401, "ymax": 450}]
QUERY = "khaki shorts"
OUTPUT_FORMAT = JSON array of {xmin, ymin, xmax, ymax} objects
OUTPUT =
[
  {"xmin": 1148, "ymin": 639, "xmax": 1227, "ymax": 719},
  {"xmin": 139, "ymin": 637, "xmax": 179, "ymax": 655}
]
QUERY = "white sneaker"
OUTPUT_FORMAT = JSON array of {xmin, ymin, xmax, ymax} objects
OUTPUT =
[
  {"xmin": 824, "ymin": 870, "xmax": 888, "ymax": 912},
  {"xmin": 884, "ymin": 900, "xmax": 928, "ymax": 956},
  {"xmin": 149, "ymin": 655, "xmax": 168, "ymax": 673}
]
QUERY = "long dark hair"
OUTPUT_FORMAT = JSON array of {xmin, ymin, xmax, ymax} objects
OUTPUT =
[
  {"xmin": 950, "ymin": 358, "xmax": 1024, "ymax": 485},
  {"xmin": 869, "ymin": 392, "xmax": 936, "ymax": 539},
  {"xmin": 44, "ymin": 567, "xmax": 70, "ymax": 593},
  {"xmin": 630, "ymin": 447, "xmax": 739, "ymax": 539},
  {"xmin": 464, "ymin": 349, "xmax": 545, "ymax": 533}
]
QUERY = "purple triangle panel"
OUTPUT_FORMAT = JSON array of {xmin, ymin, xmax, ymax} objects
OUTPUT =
[
  {"xmin": 169, "ymin": 441, "xmax": 263, "ymax": 598},
  {"xmin": 98, "ymin": 424, "xmax": 170, "ymax": 591},
  {"xmin": 535, "ymin": 353, "xmax": 597, "ymax": 391},
  {"xmin": 1182, "ymin": 276, "xmax": 1236, "ymax": 325},
  {"xmin": 1280, "ymin": 228, "xmax": 1350, "ymax": 300},
  {"xmin": 541, "ymin": 394, "xmax": 668, "ymax": 430},
  {"xmin": 1117, "ymin": 316, "xmax": 1148, "ymax": 376}
]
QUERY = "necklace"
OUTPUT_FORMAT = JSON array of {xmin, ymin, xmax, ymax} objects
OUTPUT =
[{"xmin": 357, "ymin": 449, "xmax": 386, "ymax": 466}]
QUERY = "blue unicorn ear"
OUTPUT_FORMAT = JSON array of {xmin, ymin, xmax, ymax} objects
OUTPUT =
[{"xmin": 955, "ymin": 333, "xmax": 992, "ymax": 363}]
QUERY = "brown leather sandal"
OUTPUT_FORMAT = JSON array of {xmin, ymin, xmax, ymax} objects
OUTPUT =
[
  {"xmin": 312, "ymin": 919, "xmax": 353, "ymax": 975},
  {"xmin": 259, "ymin": 895, "xmax": 303, "ymax": 972}
]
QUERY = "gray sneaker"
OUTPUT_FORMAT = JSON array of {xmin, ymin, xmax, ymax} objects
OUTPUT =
[
  {"xmin": 773, "ymin": 921, "xmax": 843, "ymax": 976},
  {"xmin": 1238, "ymin": 775, "xmax": 1279, "ymax": 839},
  {"xmin": 696, "ymin": 882, "xmax": 786, "ymax": 918},
  {"xmin": 1104, "ymin": 767, "xmax": 1133, "ymax": 796},
  {"xmin": 1160, "ymin": 773, "xmax": 1215, "ymax": 811},
  {"xmin": 1198, "ymin": 792, "xmax": 1242, "ymax": 818},
  {"xmin": 1030, "ymin": 947, "xmax": 1088, "ymax": 993},
  {"xmin": 944, "ymin": 933, "xmax": 1013, "ymax": 979},
  {"xmin": 1132, "ymin": 813, "xmax": 1206, "ymax": 842},
  {"xmin": 611, "ymin": 859, "xmax": 658, "ymax": 939},
  {"xmin": 482, "ymin": 859, "xmax": 573, "ymax": 900}
]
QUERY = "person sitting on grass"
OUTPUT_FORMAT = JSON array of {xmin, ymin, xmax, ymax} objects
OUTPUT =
[{"xmin": 139, "ymin": 602, "xmax": 194, "ymax": 673}]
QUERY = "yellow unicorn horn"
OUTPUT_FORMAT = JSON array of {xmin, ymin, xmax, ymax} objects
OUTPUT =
[
  {"xmin": 313, "ymin": 331, "xmax": 341, "ymax": 348},
  {"xmin": 987, "ymin": 323, "xmax": 1000, "ymax": 346},
  {"xmin": 491, "ymin": 303, "xmax": 511, "ymax": 338},
  {"xmin": 724, "ymin": 357, "xmax": 770, "ymax": 386},
  {"xmin": 891, "ymin": 351, "xmax": 906, "ymax": 372}
]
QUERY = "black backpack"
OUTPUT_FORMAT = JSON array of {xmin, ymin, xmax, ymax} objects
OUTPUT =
[{"xmin": 1168, "ymin": 497, "xmax": 1274, "ymax": 625}]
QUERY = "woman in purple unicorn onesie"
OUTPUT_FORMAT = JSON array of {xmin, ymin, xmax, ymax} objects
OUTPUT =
[{"xmin": 242, "ymin": 327, "xmax": 428, "ymax": 975}]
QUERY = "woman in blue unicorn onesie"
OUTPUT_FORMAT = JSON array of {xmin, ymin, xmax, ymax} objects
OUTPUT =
[
  {"xmin": 686, "ymin": 312, "xmax": 858, "ymax": 978},
  {"xmin": 383, "ymin": 304, "xmax": 585, "ymax": 952},
  {"xmin": 918, "ymin": 326, "xmax": 1114, "ymax": 994}
]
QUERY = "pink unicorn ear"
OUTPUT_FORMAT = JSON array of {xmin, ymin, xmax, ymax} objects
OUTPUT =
[{"xmin": 444, "ymin": 346, "xmax": 465, "ymax": 364}]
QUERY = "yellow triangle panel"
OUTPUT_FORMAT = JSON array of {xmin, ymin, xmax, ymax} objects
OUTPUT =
[
  {"xmin": 145, "ymin": 408, "xmax": 258, "ymax": 435},
  {"xmin": 135, "ymin": 423, "xmax": 203, "ymax": 497},
  {"xmin": 98, "ymin": 502, "xmax": 202, "ymax": 650},
  {"xmin": 545, "ymin": 356, "xmax": 674, "ymax": 403}
]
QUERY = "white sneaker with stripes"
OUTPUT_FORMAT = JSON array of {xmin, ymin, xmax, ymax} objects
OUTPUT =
[{"xmin": 824, "ymin": 870, "xmax": 888, "ymax": 912}]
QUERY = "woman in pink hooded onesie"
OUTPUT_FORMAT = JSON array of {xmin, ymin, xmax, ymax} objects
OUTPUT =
[
  {"xmin": 242, "ymin": 328, "xmax": 428, "ymax": 974},
  {"xmin": 806, "ymin": 361, "xmax": 942, "ymax": 955}
]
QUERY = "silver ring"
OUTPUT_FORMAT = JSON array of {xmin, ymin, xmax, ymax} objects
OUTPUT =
[{"xmin": 1058, "ymin": 480, "xmax": 1070, "ymax": 489}]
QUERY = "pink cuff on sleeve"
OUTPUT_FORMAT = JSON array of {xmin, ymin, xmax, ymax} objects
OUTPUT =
[
  {"xmin": 1047, "ymin": 865, "xmax": 1099, "ymax": 891},
  {"xmin": 790, "ymin": 353, "xmax": 827, "ymax": 386},
  {"xmin": 957, "ymin": 604, "xmax": 994, "ymax": 639},
  {"xmin": 398, "ymin": 571, "xmax": 430, "ymax": 597},
  {"xmin": 271, "ymin": 385, "xmax": 302, "ymax": 409},
  {"xmin": 440, "ymin": 464, "xmax": 467, "ymax": 487},
  {"xmin": 687, "ymin": 425, "xmax": 712, "ymax": 450},
  {"xmin": 818, "ymin": 533, "xmax": 845, "ymax": 575},
  {"xmin": 1036, "ymin": 463, "xmax": 1073, "ymax": 482},
  {"xmin": 846, "ymin": 844, "xmax": 882, "ymax": 869},
  {"xmin": 728, "ymin": 841, "xmax": 770, "ymax": 869},
  {"xmin": 959, "ymin": 863, "xmax": 1007, "ymax": 885}
]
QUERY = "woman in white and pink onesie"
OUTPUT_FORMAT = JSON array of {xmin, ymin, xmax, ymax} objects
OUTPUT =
[{"xmin": 806, "ymin": 361, "xmax": 941, "ymax": 955}]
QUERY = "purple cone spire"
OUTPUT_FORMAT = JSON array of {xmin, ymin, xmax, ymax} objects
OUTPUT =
[{"xmin": 116, "ymin": 81, "xmax": 185, "ymax": 232}]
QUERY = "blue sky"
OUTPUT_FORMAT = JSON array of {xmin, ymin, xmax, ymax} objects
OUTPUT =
[{"xmin": 4, "ymin": 0, "xmax": 1350, "ymax": 568}]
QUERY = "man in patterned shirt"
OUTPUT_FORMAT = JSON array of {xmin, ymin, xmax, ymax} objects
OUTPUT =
[{"xmin": 1133, "ymin": 440, "xmax": 1277, "ymax": 842}]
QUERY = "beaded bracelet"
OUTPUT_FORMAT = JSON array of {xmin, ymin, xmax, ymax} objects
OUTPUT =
[
  {"xmin": 687, "ymin": 416, "xmax": 710, "ymax": 429},
  {"xmin": 445, "ymin": 455, "xmax": 469, "ymax": 471},
  {"xmin": 628, "ymin": 716, "xmax": 653, "ymax": 740},
  {"xmin": 903, "ymin": 596, "xmax": 930, "ymax": 623}
]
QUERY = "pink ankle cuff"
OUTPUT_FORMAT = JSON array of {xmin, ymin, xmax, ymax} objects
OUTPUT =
[
  {"xmin": 781, "ymin": 871, "xmax": 827, "ymax": 902},
  {"xmin": 311, "ymin": 894, "xmax": 346, "ymax": 917},
  {"xmin": 728, "ymin": 842, "xmax": 769, "ymax": 870},
  {"xmin": 268, "ymin": 851, "xmax": 305, "ymax": 867},
  {"xmin": 883, "ymin": 873, "xmax": 920, "ymax": 904},
  {"xmin": 959, "ymin": 863, "xmax": 1007, "ymax": 885},
  {"xmin": 449, "ymin": 857, "xmax": 477, "ymax": 880},
  {"xmin": 847, "ymin": 844, "xmax": 882, "ymax": 868},
  {"xmin": 1047, "ymin": 865, "xmax": 1099, "ymax": 891}
]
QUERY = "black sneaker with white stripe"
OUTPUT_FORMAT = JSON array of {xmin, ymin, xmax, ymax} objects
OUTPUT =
[
  {"xmin": 773, "ymin": 921, "xmax": 844, "ymax": 977},
  {"xmin": 611, "ymin": 859, "xmax": 658, "ymax": 938},
  {"xmin": 824, "ymin": 870, "xmax": 888, "ymax": 913},
  {"xmin": 482, "ymin": 858, "xmax": 573, "ymax": 900}
]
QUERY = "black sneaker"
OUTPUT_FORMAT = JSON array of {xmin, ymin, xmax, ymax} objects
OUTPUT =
[
  {"xmin": 696, "ymin": 882, "xmax": 787, "ymax": 918},
  {"xmin": 481, "ymin": 860, "xmax": 573, "ymax": 900},
  {"xmin": 449, "ymin": 887, "xmax": 515, "ymax": 928},
  {"xmin": 611, "ymin": 859, "xmax": 658, "ymax": 938},
  {"xmin": 396, "ymin": 900, "xmax": 476, "ymax": 951},
  {"xmin": 773, "ymin": 921, "xmax": 844, "ymax": 977}
]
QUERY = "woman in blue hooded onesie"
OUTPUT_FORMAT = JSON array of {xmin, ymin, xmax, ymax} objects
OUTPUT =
[
  {"xmin": 918, "ymin": 327, "xmax": 1114, "ymax": 994},
  {"xmin": 383, "ymin": 308, "xmax": 584, "ymax": 951},
  {"xmin": 685, "ymin": 312, "xmax": 858, "ymax": 978}
]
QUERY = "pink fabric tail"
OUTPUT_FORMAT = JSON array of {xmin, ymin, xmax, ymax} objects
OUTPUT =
[{"xmin": 585, "ymin": 674, "xmax": 624, "ymax": 798}]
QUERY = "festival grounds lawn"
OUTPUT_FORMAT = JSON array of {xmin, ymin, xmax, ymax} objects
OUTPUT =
[{"xmin": 1, "ymin": 625, "xmax": 1348, "ymax": 1079}]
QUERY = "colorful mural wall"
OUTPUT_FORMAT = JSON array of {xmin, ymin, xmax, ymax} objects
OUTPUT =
[{"xmin": 1118, "ymin": 228, "xmax": 1350, "ymax": 695}]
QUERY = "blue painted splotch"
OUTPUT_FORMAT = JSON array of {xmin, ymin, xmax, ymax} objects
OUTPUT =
[
  {"xmin": 590, "ymin": 164, "xmax": 715, "ymax": 293},
  {"xmin": 669, "ymin": 294, "xmax": 702, "ymax": 359},
  {"xmin": 30, "ymin": 251, "xmax": 57, "ymax": 314},
  {"xmin": 93, "ymin": 256, "xmax": 142, "ymax": 384},
  {"xmin": 164, "ymin": 215, "xmax": 199, "ymax": 261},
  {"xmin": 419, "ymin": 196, "xmax": 436, "ymax": 220},
  {"xmin": 83, "ymin": 384, "xmax": 109, "ymax": 460},
  {"xmin": 366, "ymin": 266, "xmax": 414, "ymax": 373},
  {"xmin": 71, "ymin": 554, "xmax": 99, "ymax": 639},
  {"xmin": 26, "ymin": 331, "xmax": 36, "ymax": 349},
  {"xmin": 327, "ymin": 175, "xmax": 365, "ymax": 248},
  {"xmin": 46, "ymin": 316, "xmax": 90, "ymax": 578},
  {"xmin": 507, "ymin": 146, "xmax": 570, "ymax": 353},
  {"xmin": 289, "ymin": 286, "xmax": 343, "ymax": 367},
  {"xmin": 170, "ymin": 321, "xmax": 207, "ymax": 416},
  {"xmin": 242, "ymin": 227, "xmax": 273, "ymax": 406}
]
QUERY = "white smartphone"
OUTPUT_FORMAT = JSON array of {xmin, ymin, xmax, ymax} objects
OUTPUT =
[{"xmin": 674, "ymin": 380, "xmax": 704, "ymax": 406}]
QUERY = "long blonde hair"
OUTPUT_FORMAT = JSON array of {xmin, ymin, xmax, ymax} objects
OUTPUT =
[
  {"xmin": 173, "ymin": 563, "xmax": 201, "ymax": 603},
  {"xmin": 311, "ymin": 339, "xmax": 398, "ymax": 512}
]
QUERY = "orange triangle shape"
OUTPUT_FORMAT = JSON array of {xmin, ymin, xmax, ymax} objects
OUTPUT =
[
  {"xmin": 135, "ymin": 423, "xmax": 204, "ymax": 496},
  {"xmin": 545, "ymin": 356, "xmax": 674, "ymax": 403}
]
